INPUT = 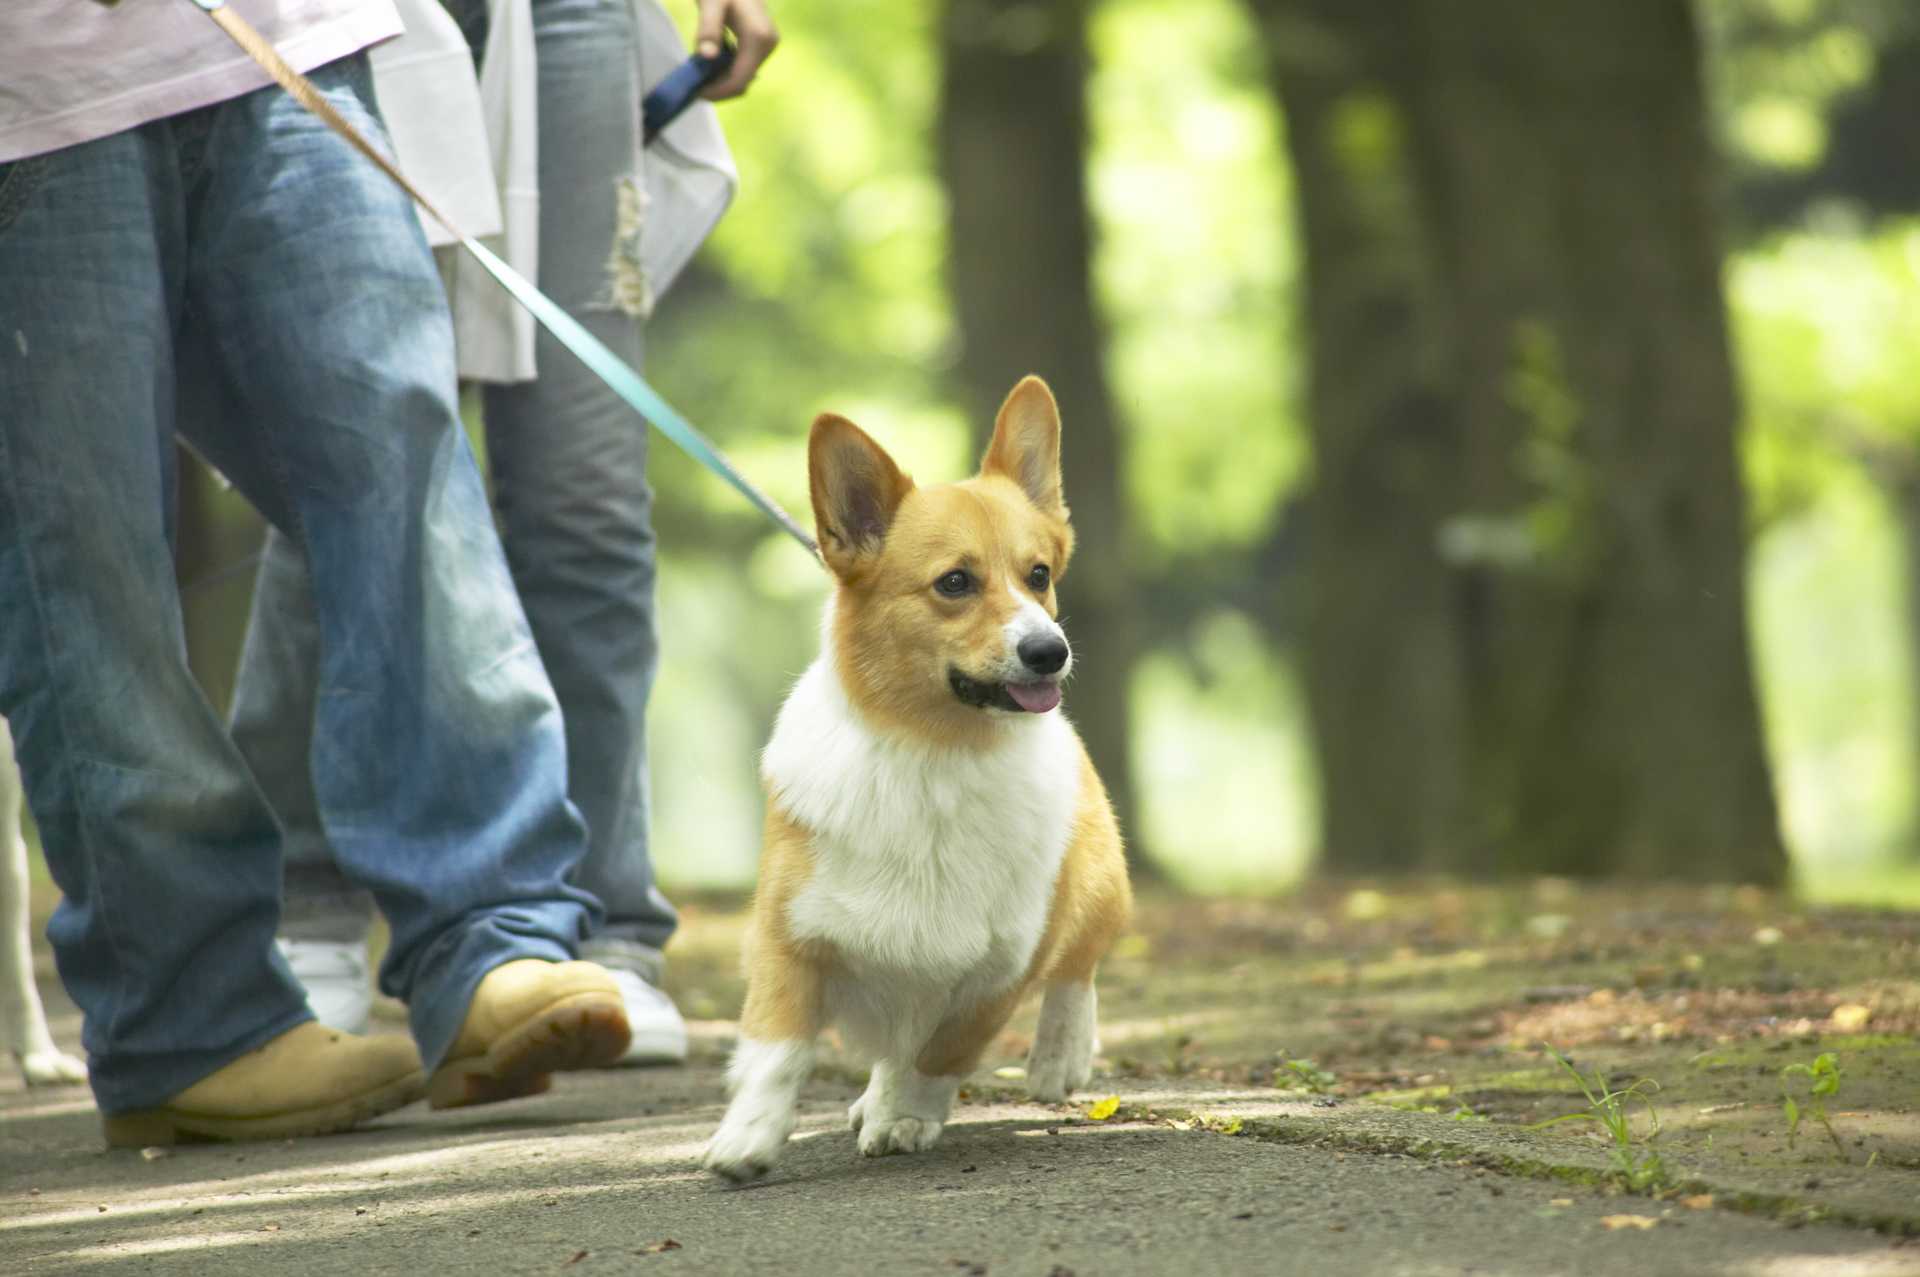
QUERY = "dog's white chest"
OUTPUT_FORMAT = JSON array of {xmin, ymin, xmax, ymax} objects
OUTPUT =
[{"xmin": 762, "ymin": 661, "xmax": 1080, "ymax": 988}]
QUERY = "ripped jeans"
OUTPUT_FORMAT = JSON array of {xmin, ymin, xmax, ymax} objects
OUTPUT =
[{"xmin": 236, "ymin": 0, "xmax": 677, "ymax": 962}]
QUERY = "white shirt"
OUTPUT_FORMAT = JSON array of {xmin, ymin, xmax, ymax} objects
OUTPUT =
[{"xmin": 0, "ymin": 0, "xmax": 404, "ymax": 163}]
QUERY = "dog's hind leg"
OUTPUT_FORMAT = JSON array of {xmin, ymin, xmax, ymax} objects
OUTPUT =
[
  {"xmin": 0, "ymin": 718, "xmax": 86, "ymax": 1087},
  {"xmin": 1025, "ymin": 980, "xmax": 1095, "ymax": 1102}
]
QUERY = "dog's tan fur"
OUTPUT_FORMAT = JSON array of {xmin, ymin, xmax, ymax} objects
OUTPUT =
[{"xmin": 704, "ymin": 377, "xmax": 1129, "ymax": 1179}]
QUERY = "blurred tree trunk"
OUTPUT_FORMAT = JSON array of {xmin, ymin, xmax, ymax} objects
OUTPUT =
[
  {"xmin": 1256, "ymin": 1, "xmax": 1474, "ymax": 874},
  {"xmin": 1256, "ymin": 0, "xmax": 1788, "ymax": 882},
  {"xmin": 937, "ymin": 0, "xmax": 1151, "ymax": 875}
]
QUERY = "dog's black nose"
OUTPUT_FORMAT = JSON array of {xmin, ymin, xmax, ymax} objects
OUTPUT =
[{"xmin": 1017, "ymin": 635, "xmax": 1069, "ymax": 676}]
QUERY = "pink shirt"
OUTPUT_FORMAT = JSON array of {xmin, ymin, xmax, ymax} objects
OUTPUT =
[{"xmin": 0, "ymin": 0, "xmax": 403, "ymax": 163}]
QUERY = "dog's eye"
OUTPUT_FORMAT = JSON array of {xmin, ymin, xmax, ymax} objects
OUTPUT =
[
  {"xmin": 934, "ymin": 569, "xmax": 973, "ymax": 598},
  {"xmin": 1027, "ymin": 564, "xmax": 1051, "ymax": 593}
]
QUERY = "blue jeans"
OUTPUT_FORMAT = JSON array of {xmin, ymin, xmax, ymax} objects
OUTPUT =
[
  {"xmin": 0, "ymin": 56, "xmax": 600, "ymax": 1113},
  {"xmin": 247, "ymin": 0, "xmax": 677, "ymax": 957}
]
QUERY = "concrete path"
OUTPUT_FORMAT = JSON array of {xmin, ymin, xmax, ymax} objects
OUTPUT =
[{"xmin": 6, "ymin": 1061, "xmax": 1918, "ymax": 1276}]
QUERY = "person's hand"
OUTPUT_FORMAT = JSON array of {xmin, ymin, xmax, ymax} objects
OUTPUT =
[{"xmin": 695, "ymin": 0, "xmax": 778, "ymax": 100}]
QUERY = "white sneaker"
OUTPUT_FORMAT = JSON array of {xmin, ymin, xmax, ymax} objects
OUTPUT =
[
  {"xmin": 579, "ymin": 940, "xmax": 688, "ymax": 1066},
  {"xmin": 276, "ymin": 938, "xmax": 372, "ymax": 1036}
]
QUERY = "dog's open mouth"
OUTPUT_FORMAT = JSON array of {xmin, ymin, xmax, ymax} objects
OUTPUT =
[{"xmin": 949, "ymin": 669, "xmax": 1061, "ymax": 714}]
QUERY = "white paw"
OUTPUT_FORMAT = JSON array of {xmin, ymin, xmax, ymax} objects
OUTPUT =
[
  {"xmin": 1027, "ymin": 982, "xmax": 1094, "ymax": 1103},
  {"xmin": 18, "ymin": 1049, "xmax": 86, "ymax": 1087},
  {"xmin": 857, "ymin": 1114, "xmax": 944, "ymax": 1157},
  {"xmin": 847, "ymin": 1092, "xmax": 868, "ymax": 1132},
  {"xmin": 1025, "ymin": 1056, "xmax": 1072, "ymax": 1104},
  {"xmin": 703, "ymin": 1106, "xmax": 793, "ymax": 1182}
]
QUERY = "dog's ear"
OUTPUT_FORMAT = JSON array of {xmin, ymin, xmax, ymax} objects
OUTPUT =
[
  {"xmin": 981, "ymin": 375, "xmax": 1066, "ymax": 518},
  {"xmin": 809, "ymin": 413, "xmax": 914, "ymax": 576}
]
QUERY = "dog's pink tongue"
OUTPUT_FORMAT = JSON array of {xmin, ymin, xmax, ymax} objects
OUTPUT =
[{"xmin": 1007, "ymin": 681, "xmax": 1061, "ymax": 714}]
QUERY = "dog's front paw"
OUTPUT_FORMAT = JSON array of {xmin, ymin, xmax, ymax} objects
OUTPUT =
[
  {"xmin": 857, "ymin": 1114, "xmax": 944, "ymax": 1157},
  {"xmin": 703, "ymin": 1107, "xmax": 793, "ymax": 1182},
  {"xmin": 17, "ymin": 1049, "xmax": 87, "ymax": 1087}
]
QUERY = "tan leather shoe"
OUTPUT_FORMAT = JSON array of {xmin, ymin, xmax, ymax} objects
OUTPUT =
[
  {"xmin": 428, "ymin": 960, "xmax": 630, "ymax": 1110},
  {"xmin": 101, "ymin": 1021, "xmax": 425, "ymax": 1147}
]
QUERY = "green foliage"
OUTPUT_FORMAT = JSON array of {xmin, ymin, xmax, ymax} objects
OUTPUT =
[
  {"xmin": 1701, "ymin": 0, "xmax": 1901, "ymax": 177},
  {"xmin": 1088, "ymin": 0, "xmax": 1300, "ymax": 565},
  {"xmin": 1780, "ymin": 1051, "xmax": 1848, "ymax": 1159},
  {"xmin": 1526, "ymin": 1045, "xmax": 1668, "ymax": 1191},
  {"xmin": 1272, "ymin": 1053, "xmax": 1337, "ymax": 1094}
]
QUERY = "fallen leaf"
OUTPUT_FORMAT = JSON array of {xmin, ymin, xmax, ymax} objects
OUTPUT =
[
  {"xmin": 992, "ymin": 1066, "xmax": 1026, "ymax": 1081},
  {"xmin": 1752, "ymin": 926, "xmax": 1783, "ymax": 946},
  {"xmin": 637, "ymin": 1240, "xmax": 681, "ymax": 1256},
  {"xmin": 1209, "ymin": 1116, "xmax": 1244, "ymax": 1135},
  {"xmin": 1084, "ymin": 1096, "xmax": 1121, "ymax": 1121},
  {"xmin": 1168, "ymin": 1119, "xmax": 1194, "ymax": 1132},
  {"xmin": 1681, "ymin": 1195, "xmax": 1714, "ymax": 1211},
  {"xmin": 139, "ymin": 1146, "xmax": 170, "ymax": 1162},
  {"xmin": 1601, "ymin": 1215, "xmax": 1659, "ymax": 1231},
  {"xmin": 262, "ymin": 1224, "xmax": 280, "ymax": 1233},
  {"xmin": 1550, "ymin": 1198, "xmax": 1574, "ymax": 1207},
  {"xmin": 564, "ymin": 1249, "xmax": 589, "ymax": 1265},
  {"xmin": 1830, "ymin": 1004, "xmax": 1871, "ymax": 1032}
]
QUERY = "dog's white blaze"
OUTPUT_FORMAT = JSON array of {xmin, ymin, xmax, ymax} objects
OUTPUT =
[
  {"xmin": 762, "ymin": 631, "xmax": 1080, "ymax": 1061},
  {"xmin": 1001, "ymin": 582, "xmax": 1071, "ymax": 679}
]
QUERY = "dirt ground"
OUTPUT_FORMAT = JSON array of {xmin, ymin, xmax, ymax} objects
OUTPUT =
[
  {"xmin": 8, "ymin": 876, "xmax": 1919, "ymax": 1273},
  {"xmin": 653, "ymin": 879, "xmax": 1920, "ymax": 1225}
]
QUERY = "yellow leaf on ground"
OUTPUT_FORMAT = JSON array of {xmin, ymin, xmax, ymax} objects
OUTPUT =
[
  {"xmin": 1830, "ymin": 1004, "xmax": 1871, "ymax": 1032},
  {"xmin": 1681, "ymin": 1195, "xmax": 1715, "ymax": 1211},
  {"xmin": 992, "ymin": 1066, "xmax": 1026, "ymax": 1081},
  {"xmin": 1085, "ymin": 1096, "xmax": 1121, "ymax": 1121},
  {"xmin": 1549, "ymin": 1199, "xmax": 1574, "ymax": 1207},
  {"xmin": 1600, "ymin": 1215, "xmax": 1659, "ymax": 1231}
]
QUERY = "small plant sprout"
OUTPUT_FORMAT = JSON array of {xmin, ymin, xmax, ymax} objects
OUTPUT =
[
  {"xmin": 1780, "ymin": 1052, "xmax": 1847, "ymax": 1161},
  {"xmin": 1525, "ymin": 1043, "xmax": 1667, "ymax": 1191},
  {"xmin": 1272, "ymin": 1052, "xmax": 1338, "ymax": 1094}
]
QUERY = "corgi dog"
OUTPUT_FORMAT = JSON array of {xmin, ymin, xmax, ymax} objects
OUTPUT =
[
  {"xmin": 702, "ymin": 375, "xmax": 1131, "ymax": 1182},
  {"xmin": 1, "ymin": 716, "xmax": 88, "ymax": 1088}
]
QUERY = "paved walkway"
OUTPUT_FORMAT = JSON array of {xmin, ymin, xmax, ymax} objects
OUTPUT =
[{"xmin": 6, "ymin": 1057, "xmax": 1918, "ymax": 1276}]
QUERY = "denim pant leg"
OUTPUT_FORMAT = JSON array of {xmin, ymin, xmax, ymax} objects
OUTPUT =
[
  {"xmin": 229, "ymin": 528, "xmax": 377, "ymax": 946},
  {"xmin": 470, "ymin": 0, "xmax": 677, "ymax": 950},
  {"xmin": 184, "ymin": 59, "xmax": 601, "ymax": 1069},
  {"xmin": 0, "ymin": 133, "xmax": 313, "ymax": 1114}
]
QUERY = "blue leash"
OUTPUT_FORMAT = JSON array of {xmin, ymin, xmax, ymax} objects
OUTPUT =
[
  {"xmin": 457, "ymin": 237, "xmax": 819, "ymax": 557},
  {"xmin": 189, "ymin": 0, "xmax": 823, "ymax": 563}
]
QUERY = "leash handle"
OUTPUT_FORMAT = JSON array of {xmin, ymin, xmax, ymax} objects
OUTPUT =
[
  {"xmin": 643, "ymin": 37, "xmax": 736, "ymax": 145},
  {"xmin": 190, "ymin": 0, "xmax": 823, "ymax": 564}
]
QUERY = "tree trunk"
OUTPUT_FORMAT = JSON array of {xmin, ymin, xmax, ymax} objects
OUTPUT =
[
  {"xmin": 937, "ymin": 0, "xmax": 1150, "ymax": 874},
  {"xmin": 1254, "ymin": 0, "xmax": 1474, "ymax": 874},
  {"xmin": 1257, "ymin": 0, "xmax": 1788, "ymax": 882}
]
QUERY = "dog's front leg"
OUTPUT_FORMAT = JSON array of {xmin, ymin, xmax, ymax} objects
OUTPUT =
[
  {"xmin": 703, "ymin": 944, "xmax": 824, "ymax": 1182},
  {"xmin": 848, "ymin": 1057, "xmax": 958, "ymax": 1156}
]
